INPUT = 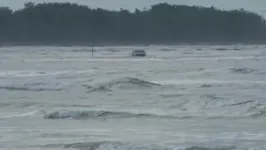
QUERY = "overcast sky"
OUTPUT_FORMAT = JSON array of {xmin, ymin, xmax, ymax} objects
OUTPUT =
[{"xmin": 1, "ymin": 0, "xmax": 266, "ymax": 16}]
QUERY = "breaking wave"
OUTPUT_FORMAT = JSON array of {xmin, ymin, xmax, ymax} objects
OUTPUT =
[
  {"xmin": 0, "ymin": 102, "xmax": 39, "ymax": 108},
  {"xmin": 84, "ymin": 77, "xmax": 162, "ymax": 92},
  {"xmin": 42, "ymin": 141, "xmax": 237, "ymax": 150},
  {"xmin": 2, "ymin": 99, "xmax": 265, "ymax": 120},
  {"xmin": 42, "ymin": 109, "xmax": 177, "ymax": 120},
  {"xmin": 0, "ymin": 82, "xmax": 66, "ymax": 91},
  {"xmin": 0, "ymin": 111, "xmax": 39, "ymax": 119},
  {"xmin": 42, "ymin": 103, "xmax": 266, "ymax": 120},
  {"xmin": 184, "ymin": 146, "xmax": 236, "ymax": 150},
  {"xmin": 214, "ymin": 47, "xmax": 242, "ymax": 51},
  {"xmin": 152, "ymin": 79, "xmax": 266, "ymax": 86},
  {"xmin": 229, "ymin": 67, "xmax": 257, "ymax": 74},
  {"xmin": 0, "ymin": 69, "xmax": 95, "ymax": 77}
]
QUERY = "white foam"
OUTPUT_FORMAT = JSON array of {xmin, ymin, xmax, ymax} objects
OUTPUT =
[
  {"xmin": 152, "ymin": 79, "xmax": 266, "ymax": 85},
  {"xmin": 23, "ymin": 58, "xmax": 165, "ymax": 62},
  {"xmin": 0, "ymin": 82, "xmax": 67, "ymax": 91},
  {"xmin": 0, "ymin": 69, "xmax": 95, "ymax": 77},
  {"xmin": 0, "ymin": 111, "xmax": 39, "ymax": 118}
]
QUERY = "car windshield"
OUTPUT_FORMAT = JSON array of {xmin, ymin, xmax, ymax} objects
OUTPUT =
[{"xmin": 134, "ymin": 50, "xmax": 145, "ymax": 52}]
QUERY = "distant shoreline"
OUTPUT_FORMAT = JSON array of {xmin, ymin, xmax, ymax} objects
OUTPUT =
[
  {"xmin": 1, "ymin": 41, "xmax": 266, "ymax": 47},
  {"xmin": 1, "ymin": 2, "xmax": 266, "ymax": 46}
]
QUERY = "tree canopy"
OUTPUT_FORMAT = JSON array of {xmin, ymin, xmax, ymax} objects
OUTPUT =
[{"xmin": 0, "ymin": 2, "xmax": 266, "ymax": 46}]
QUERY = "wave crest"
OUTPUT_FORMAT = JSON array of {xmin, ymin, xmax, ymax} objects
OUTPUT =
[
  {"xmin": 185, "ymin": 146, "xmax": 236, "ymax": 150},
  {"xmin": 42, "ymin": 141, "xmax": 236, "ymax": 150},
  {"xmin": 85, "ymin": 77, "xmax": 162, "ymax": 92},
  {"xmin": 42, "ymin": 109, "xmax": 176, "ymax": 120},
  {"xmin": 230, "ymin": 67, "xmax": 257, "ymax": 74},
  {"xmin": 42, "ymin": 103, "xmax": 266, "ymax": 120},
  {"xmin": 0, "ymin": 82, "xmax": 65, "ymax": 91}
]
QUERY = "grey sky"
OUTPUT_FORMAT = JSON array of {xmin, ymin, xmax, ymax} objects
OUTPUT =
[{"xmin": 1, "ymin": 0, "xmax": 266, "ymax": 16}]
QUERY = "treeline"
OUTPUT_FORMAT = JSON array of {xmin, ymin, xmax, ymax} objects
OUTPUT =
[{"xmin": 1, "ymin": 2, "xmax": 266, "ymax": 46}]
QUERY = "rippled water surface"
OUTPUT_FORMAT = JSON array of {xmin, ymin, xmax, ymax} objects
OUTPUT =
[{"xmin": 0, "ymin": 45, "xmax": 266, "ymax": 150}]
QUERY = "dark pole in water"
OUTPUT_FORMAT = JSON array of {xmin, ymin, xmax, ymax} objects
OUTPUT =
[{"xmin": 92, "ymin": 47, "xmax": 94, "ymax": 57}]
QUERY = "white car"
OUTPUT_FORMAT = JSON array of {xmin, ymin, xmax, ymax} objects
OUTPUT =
[{"xmin": 132, "ymin": 50, "xmax": 146, "ymax": 57}]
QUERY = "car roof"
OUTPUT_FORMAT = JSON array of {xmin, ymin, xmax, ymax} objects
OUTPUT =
[{"xmin": 133, "ymin": 50, "xmax": 145, "ymax": 52}]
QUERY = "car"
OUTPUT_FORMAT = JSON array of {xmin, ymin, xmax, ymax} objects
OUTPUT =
[{"xmin": 132, "ymin": 50, "xmax": 146, "ymax": 57}]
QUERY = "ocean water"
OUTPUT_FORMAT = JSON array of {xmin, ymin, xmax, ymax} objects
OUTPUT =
[{"xmin": 0, "ymin": 44, "xmax": 266, "ymax": 150}]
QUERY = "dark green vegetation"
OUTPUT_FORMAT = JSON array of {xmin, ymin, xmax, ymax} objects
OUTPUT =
[{"xmin": 1, "ymin": 2, "xmax": 266, "ymax": 46}]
